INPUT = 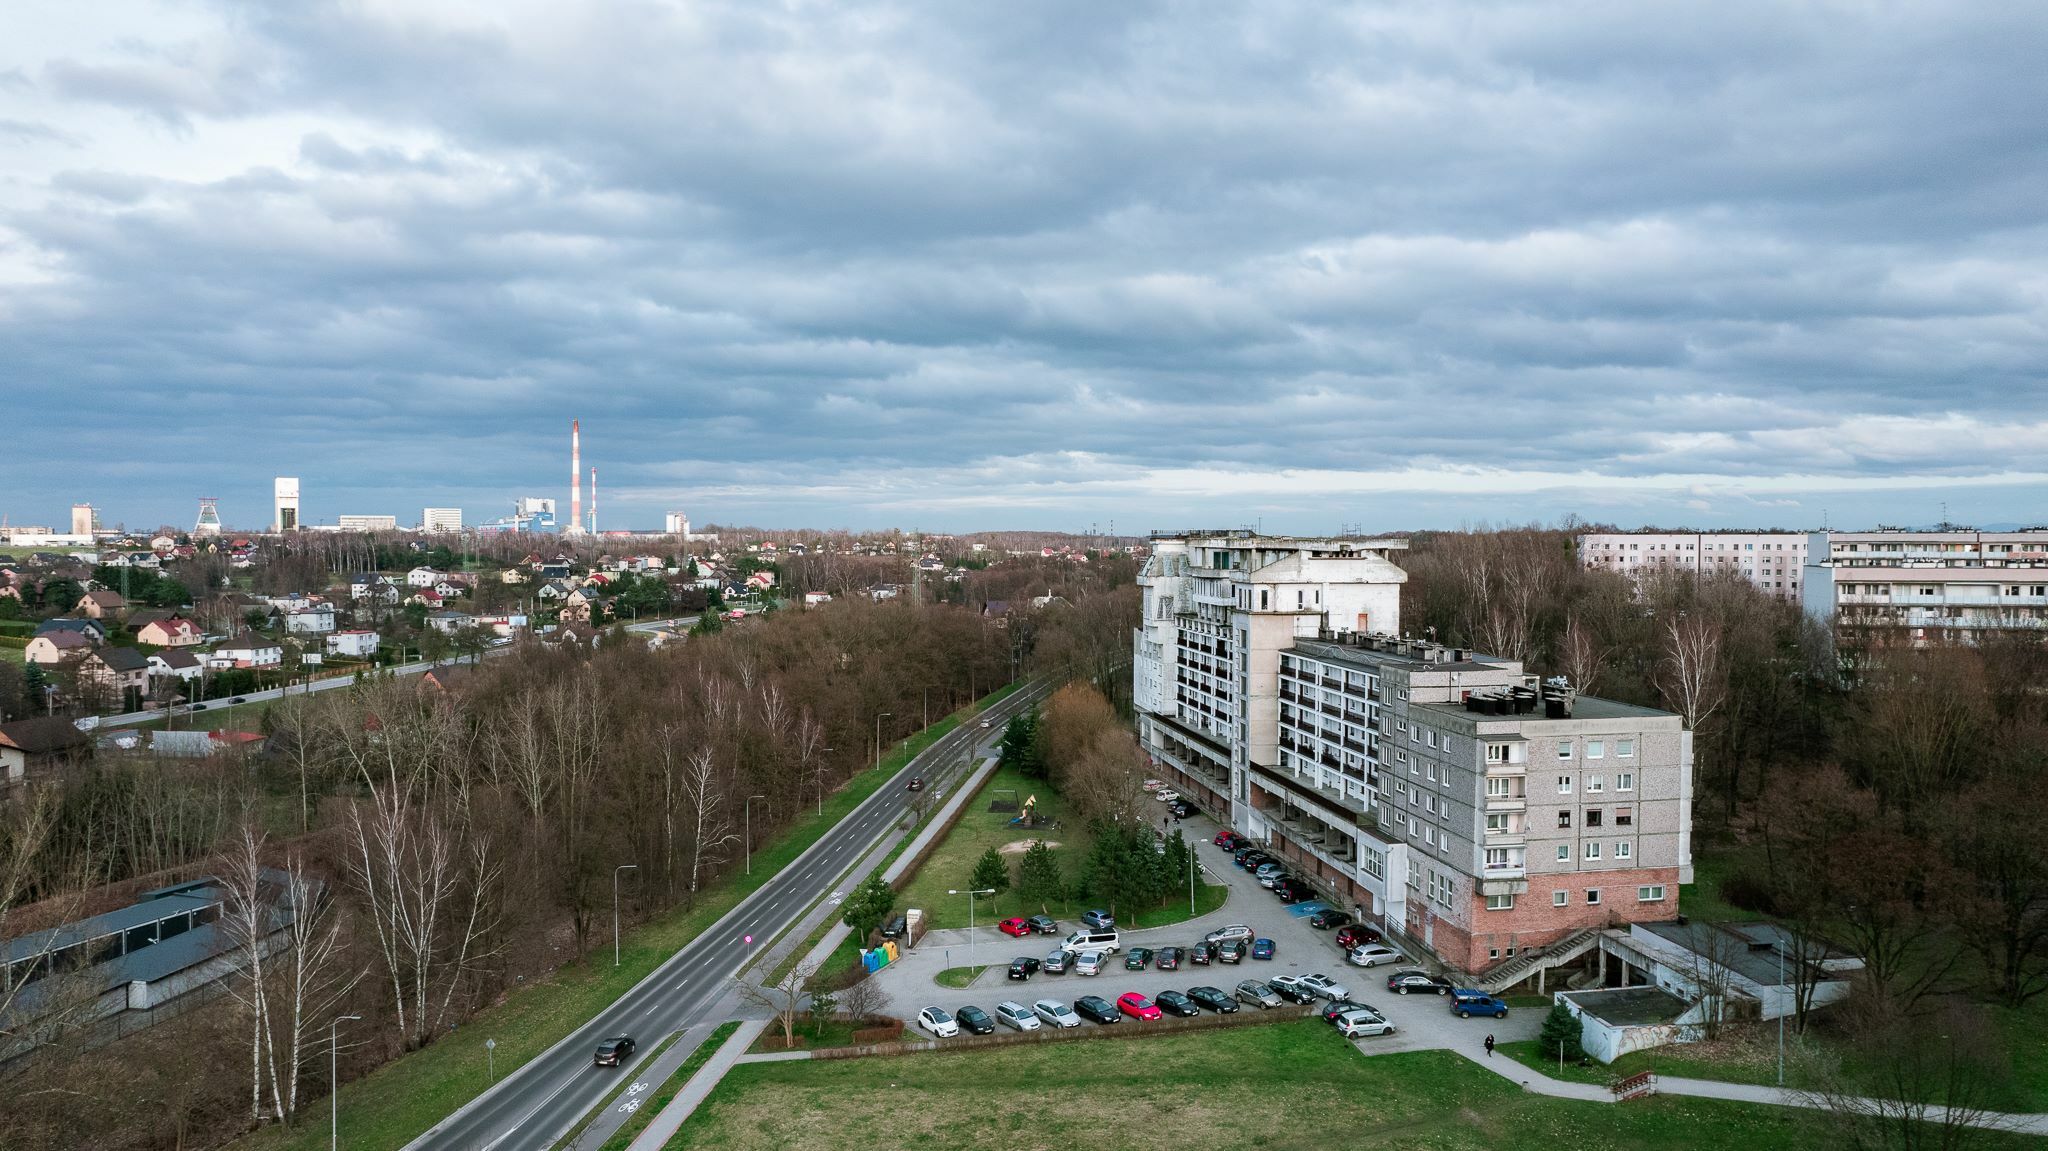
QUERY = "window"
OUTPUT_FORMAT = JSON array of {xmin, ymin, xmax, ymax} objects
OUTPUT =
[
  {"xmin": 1552, "ymin": 890, "xmax": 1568, "ymax": 907},
  {"xmin": 1486, "ymin": 893, "xmax": 1516, "ymax": 911},
  {"xmin": 1587, "ymin": 775, "xmax": 1605, "ymax": 793},
  {"xmin": 1407, "ymin": 859, "xmax": 1419, "ymax": 889},
  {"xmin": 1556, "ymin": 845, "xmax": 1570, "ymax": 861},
  {"xmin": 1584, "ymin": 842, "xmax": 1602, "ymax": 860},
  {"xmin": 1617, "ymin": 773, "xmax": 1634, "ymax": 792},
  {"xmin": 1557, "ymin": 810, "xmax": 1572, "ymax": 829},
  {"xmin": 1558, "ymin": 741, "xmax": 1575, "ymax": 759},
  {"xmin": 1484, "ymin": 848, "xmax": 1511, "ymax": 870},
  {"xmin": 1586, "ymin": 889, "xmax": 1602, "ymax": 905},
  {"xmin": 1586, "ymin": 740, "xmax": 1605, "ymax": 760},
  {"xmin": 1425, "ymin": 730, "xmax": 1437, "ymax": 748},
  {"xmin": 1615, "ymin": 806, "xmax": 1633, "ymax": 826},
  {"xmin": 1637, "ymin": 885, "xmax": 1666, "ymax": 902},
  {"xmin": 1486, "ymin": 743, "xmax": 1509, "ymax": 764},
  {"xmin": 1616, "ymin": 842, "xmax": 1632, "ymax": 859},
  {"xmin": 1486, "ymin": 776, "xmax": 1512, "ymax": 798},
  {"xmin": 1585, "ymin": 809, "xmax": 1603, "ymax": 828},
  {"xmin": 1488, "ymin": 947, "xmax": 1500, "ymax": 961},
  {"xmin": 1557, "ymin": 775, "xmax": 1573, "ymax": 795},
  {"xmin": 1486, "ymin": 813, "xmax": 1509, "ymax": 834}
]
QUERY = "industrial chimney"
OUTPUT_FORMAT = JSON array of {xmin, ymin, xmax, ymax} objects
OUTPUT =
[
  {"xmin": 589, "ymin": 468, "xmax": 597, "ymax": 535},
  {"xmin": 569, "ymin": 420, "xmax": 583, "ymax": 535}
]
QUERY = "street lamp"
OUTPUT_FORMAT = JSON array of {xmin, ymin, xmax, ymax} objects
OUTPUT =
[
  {"xmin": 614, "ymin": 864, "xmax": 638, "ymax": 967},
  {"xmin": 814, "ymin": 748, "xmax": 835, "ymax": 816},
  {"xmin": 874, "ymin": 712, "xmax": 892, "ymax": 773},
  {"xmin": 949, "ymin": 887, "xmax": 996, "ymax": 968},
  {"xmin": 744, "ymin": 795, "xmax": 767, "ymax": 875},
  {"xmin": 330, "ymin": 1013, "xmax": 361, "ymax": 1151}
]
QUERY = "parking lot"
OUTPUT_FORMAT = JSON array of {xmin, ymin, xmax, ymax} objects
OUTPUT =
[{"xmin": 865, "ymin": 808, "xmax": 1540, "ymax": 1057}]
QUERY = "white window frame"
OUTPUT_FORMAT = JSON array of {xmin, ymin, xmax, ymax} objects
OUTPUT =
[
  {"xmin": 1586, "ymin": 740, "xmax": 1604, "ymax": 760},
  {"xmin": 1617, "ymin": 739, "xmax": 1635, "ymax": 759},
  {"xmin": 1587, "ymin": 775, "xmax": 1605, "ymax": 793},
  {"xmin": 1637, "ymin": 885, "xmax": 1665, "ymax": 902},
  {"xmin": 1617, "ymin": 772, "xmax": 1634, "ymax": 792},
  {"xmin": 1557, "ymin": 775, "xmax": 1573, "ymax": 795},
  {"xmin": 1555, "ymin": 844, "xmax": 1570, "ymax": 861},
  {"xmin": 1616, "ymin": 841, "xmax": 1632, "ymax": 860},
  {"xmin": 1552, "ymin": 890, "xmax": 1568, "ymax": 907},
  {"xmin": 1558, "ymin": 741, "xmax": 1574, "ymax": 759},
  {"xmin": 1485, "ymin": 893, "xmax": 1516, "ymax": 911},
  {"xmin": 1584, "ymin": 842, "xmax": 1601, "ymax": 860},
  {"xmin": 1586, "ymin": 889, "xmax": 1602, "ymax": 905}
]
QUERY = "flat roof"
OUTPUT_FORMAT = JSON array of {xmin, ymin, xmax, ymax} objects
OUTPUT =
[
  {"xmin": 2, "ymin": 886, "xmax": 221, "ymax": 968},
  {"xmin": 1564, "ymin": 986, "xmax": 1690, "ymax": 1027},
  {"xmin": 1638, "ymin": 921, "xmax": 1834, "ymax": 987}
]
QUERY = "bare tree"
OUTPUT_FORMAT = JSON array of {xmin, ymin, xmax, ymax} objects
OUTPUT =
[
  {"xmin": 677, "ymin": 747, "xmax": 739, "ymax": 898},
  {"xmin": 1558, "ymin": 612, "xmax": 1609, "ymax": 695},
  {"xmin": 218, "ymin": 824, "xmax": 282, "ymax": 1124},
  {"xmin": 1800, "ymin": 996, "xmax": 2014, "ymax": 1150},
  {"xmin": 736, "ymin": 958, "xmax": 819, "ymax": 1048}
]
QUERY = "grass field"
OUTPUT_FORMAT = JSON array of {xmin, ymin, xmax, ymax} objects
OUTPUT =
[
  {"xmin": 895, "ymin": 765, "xmax": 1226, "ymax": 931},
  {"xmin": 229, "ymin": 684, "xmax": 1017, "ymax": 1151},
  {"xmin": 669, "ymin": 1018, "xmax": 2048, "ymax": 1151}
]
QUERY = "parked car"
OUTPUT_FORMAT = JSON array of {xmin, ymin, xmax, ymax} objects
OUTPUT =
[
  {"xmin": 1251, "ymin": 938, "xmax": 1276, "ymax": 960},
  {"xmin": 1186, "ymin": 985, "xmax": 1239, "ymax": 1014},
  {"xmin": 1451, "ymin": 990, "xmax": 1511, "ymax": 1019},
  {"xmin": 1296, "ymin": 973, "xmax": 1351, "ymax": 1000},
  {"xmin": 1124, "ymin": 947, "xmax": 1154, "ymax": 971},
  {"xmin": 1074, "ymin": 951, "xmax": 1105, "ymax": 976},
  {"xmin": 1026, "ymin": 914, "xmax": 1059, "ymax": 935},
  {"xmin": 1335, "ymin": 925, "xmax": 1384, "ymax": 951},
  {"xmin": 1234, "ymin": 848, "xmax": 1270, "ymax": 869},
  {"xmin": 1235, "ymin": 980, "xmax": 1283, "ymax": 1009},
  {"xmin": 1189, "ymin": 942, "xmax": 1215, "ymax": 965},
  {"xmin": 998, "ymin": 917, "xmax": 1033, "ymax": 938},
  {"xmin": 1032, "ymin": 999, "xmax": 1082, "ymax": 1028},
  {"xmin": 1117, "ymin": 992, "xmax": 1163, "ymax": 1021},
  {"xmin": 1042, "ymin": 949, "xmax": 1071, "ymax": 975},
  {"xmin": 1347, "ymin": 944, "xmax": 1402, "ymax": 968},
  {"xmin": 1081, "ymin": 909, "xmax": 1116, "ymax": 930},
  {"xmin": 1273, "ymin": 879, "xmax": 1312, "ymax": 904},
  {"xmin": 1320, "ymin": 998, "xmax": 1368, "ymax": 1023},
  {"xmin": 1073, "ymin": 995, "xmax": 1121, "ymax": 1024},
  {"xmin": 1154, "ymin": 989, "xmax": 1200, "ymax": 1017},
  {"xmin": 880, "ymin": 915, "xmax": 907, "ymax": 940},
  {"xmin": 1385, "ymin": 968, "xmax": 1455, "ymax": 996},
  {"xmin": 1217, "ymin": 940, "xmax": 1247, "ymax": 964},
  {"xmin": 1203, "ymin": 924, "xmax": 1256, "ymax": 945},
  {"xmin": 1007, "ymin": 956, "xmax": 1041, "ymax": 980},
  {"xmin": 1253, "ymin": 862, "xmax": 1285, "ymax": 882},
  {"xmin": 1168, "ymin": 801, "xmax": 1193, "ymax": 819},
  {"xmin": 906, "ymin": 777, "xmax": 925, "ymax": 791},
  {"xmin": 994, "ymin": 1001, "xmax": 1041, "ymax": 1031},
  {"xmin": 1335, "ymin": 1007, "xmax": 1398, "ymax": 1038},
  {"xmin": 1309, "ymin": 908, "xmax": 1353, "ymax": 930},
  {"xmin": 955, "ymin": 1005, "xmax": 996, "ymax": 1035},
  {"xmin": 593, "ymin": 1036, "xmax": 636, "ymax": 1067},
  {"xmin": 1214, "ymin": 831, "xmax": 1242, "ymax": 848},
  {"xmin": 1154, "ymin": 789, "xmax": 1179, "ymax": 803},
  {"xmin": 1267, "ymin": 975, "xmax": 1318, "ymax": 1005},
  {"xmin": 1155, "ymin": 946, "xmax": 1183, "ymax": 971},
  {"xmin": 916, "ymin": 1007, "xmax": 959, "ymax": 1038}
]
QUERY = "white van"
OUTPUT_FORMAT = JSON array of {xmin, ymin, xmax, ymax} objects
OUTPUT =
[{"xmin": 1062, "ymin": 929, "xmax": 1121, "ymax": 955}]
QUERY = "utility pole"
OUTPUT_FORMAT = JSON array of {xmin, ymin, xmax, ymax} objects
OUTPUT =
[
  {"xmin": 874, "ymin": 711, "xmax": 892, "ymax": 774},
  {"xmin": 613, "ymin": 863, "xmax": 638, "ymax": 966},
  {"xmin": 745, "ymin": 795, "xmax": 766, "ymax": 874},
  {"xmin": 330, "ymin": 1013, "xmax": 361, "ymax": 1151},
  {"xmin": 949, "ymin": 887, "xmax": 996, "ymax": 969}
]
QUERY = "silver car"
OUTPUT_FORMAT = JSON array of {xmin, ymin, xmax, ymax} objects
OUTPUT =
[
  {"xmin": 994, "ymin": 1001, "xmax": 1041, "ymax": 1032},
  {"xmin": 1043, "ymin": 948, "xmax": 1071, "ymax": 974},
  {"xmin": 1334, "ymin": 1007, "xmax": 1396, "ymax": 1038},
  {"xmin": 1204, "ymin": 924, "xmax": 1256, "ymax": 945},
  {"xmin": 1235, "ymin": 980, "xmax": 1283, "ymax": 1009},
  {"xmin": 1074, "ymin": 951, "xmax": 1104, "ymax": 976},
  {"xmin": 1032, "ymin": 998, "xmax": 1083, "ymax": 1028}
]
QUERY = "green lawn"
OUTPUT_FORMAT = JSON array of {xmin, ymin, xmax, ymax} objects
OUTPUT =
[
  {"xmin": 934, "ymin": 965, "xmax": 992, "ymax": 988},
  {"xmin": 895, "ymin": 765, "xmax": 1227, "ymax": 932},
  {"xmin": 1678, "ymin": 841, "xmax": 1767, "ymax": 925},
  {"xmin": 596, "ymin": 1022, "xmax": 740, "ymax": 1151},
  {"xmin": 669, "ymin": 1018, "xmax": 2046, "ymax": 1150},
  {"xmin": 229, "ymin": 684, "xmax": 1018, "ymax": 1151}
]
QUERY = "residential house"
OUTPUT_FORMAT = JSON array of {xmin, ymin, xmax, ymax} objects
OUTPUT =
[
  {"xmin": 348, "ymin": 575, "xmax": 400, "ymax": 604},
  {"xmin": 137, "ymin": 617, "xmax": 204, "ymax": 647},
  {"xmin": 408, "ymin": 589, "xmax": 446, "ymax": 609},
  {"xmin": 558, "ymin": 599, "xmax": 595, "ymax": 625},
  {"xmin": 147, "ymin": 649, "xmax": 204, "ymax": 684},
  {"xmin": 34, "ymin": 617, "xmax": 106, "ymax": 645},
  {"xmin": 536, "ymin": 563, "xmax": 571, "ymax": 581},
  {"xmin": 326, "ymin": 630, "xmax": 380, "ymax": 658},
  {"xmin": 420, "ymin": 665, "xmax": 479, "ymax": 694},
  {"xmin": 406, "ymin": 567, "xmax": 442, "ymax": 588},
  {"xmin": 208, "ymin": 631, "xmax": 282, "ymax": 669},
  {"xmin": 536, "ymin": 580, "xmax": 573, "ymax": 602},
  {"xmin": 283, "ymin": 605, "xmax": 336, "ymax": 635},
  {"xmin": 79, "ymin": 647, "xmax": 151, "ymax": 700},
  {"xmin": 76, "ymin": 589, "xmax": 129, "ymax": 621},
  {"xmin": 25, "ymin": 630, "xmax": 93, "ymax": 665},
  {"xmin": 476, "ymin": 614, "xmax": 527, "ymax": 637},
  {"xmin": 980, "ymin": 601, "xmax": 1010, "ymax": 627},
  {"xmin": 745, "ymin": 571, "xmax": 776, "ymax": 592},
  {"xmin": 426, "ymin": 610, "xmax": 475, "ymax": 635},
  {"xmin": 498, "ymin": 568, "xmax": 530, "ymax": 585},
  {"xmin": 432, "ymin": 581, "xmax": 466, "ymax": 600},
  {"xmin": 803, "ymin": 592, "xmax": 833, "ymax": 606},
  {"xmin": 0, "ymin": 717, "xmax": 91, "ymax": 782}
]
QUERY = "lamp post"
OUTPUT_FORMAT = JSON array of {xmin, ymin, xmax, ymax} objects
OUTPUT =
[
  {"xmin": 613, "ymin": 864, "xmax": 638, "ymax": 967},
  {"xmin": 874, "ymin": 712, "xmax": 892, "ymax": 773},
  {"xmin": 949, "ymin": 887, "xmax": 996, "ymax": 968},
  {"xmin": 814, "ymin": 749, "xmax": 835, "ymax": 816},
  {"xmin": 330, "ymin": 1013, "xmax": 361, "ymax": 1151},
  {"xmin": 1777, "ymin": 941, "xmax": 1785, "ymax": 1086},
  {"xmin": 745, "ymin": 795, "xmax": 766, "ymax": 875}
]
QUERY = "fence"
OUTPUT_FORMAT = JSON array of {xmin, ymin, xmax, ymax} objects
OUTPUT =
[{"xmin": 810, "ymin": 1004, "xmax": 1315, "ymax": 1061}]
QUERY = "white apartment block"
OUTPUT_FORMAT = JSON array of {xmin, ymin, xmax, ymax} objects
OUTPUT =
[
  {"xmin": 422, "ymin": 508, "xmax": 463, "ymax": 534},
  {"xmin": 1576, "ymin": 532, "xmax": 1807, "ymax": 600},
  {"xmin": 1137, "ymin": 531, "xmax": 1692, "ymax": 982},
  {"xmin": 1803, "ymin": 529, "xmax": 2048, "ymax": 643},
  {"xmin": 337, "ymin": 514, "xmax": 399, "ymax": 532}
]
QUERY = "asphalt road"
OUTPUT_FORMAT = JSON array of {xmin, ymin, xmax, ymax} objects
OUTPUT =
[
  {"xmin": 94, "ymin": 615, "xmax": 701, "ymax": 729},
  {"xmin": 404, "ymin": 679, "xmax": 1051, "ymax": 1151}
]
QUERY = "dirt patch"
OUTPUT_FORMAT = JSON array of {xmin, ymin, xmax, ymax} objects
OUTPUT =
[{"xmin": 996, "ymin": 839, "xmax": 1059, "ymax": 855}]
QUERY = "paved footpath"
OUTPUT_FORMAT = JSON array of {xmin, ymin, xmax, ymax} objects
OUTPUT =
[
  {"xmin": 624, "ymin": 1019, "xmax": 769, "ymax": 1151},
  {"xmin": 568, "ymin": 1021, "xmax": 723, "ymax": 1150}
]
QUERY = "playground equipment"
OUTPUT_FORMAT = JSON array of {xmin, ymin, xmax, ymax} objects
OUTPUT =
[{"xmin": 1009, "ymin": 795, "xmax": 1060, "ymax": 830}]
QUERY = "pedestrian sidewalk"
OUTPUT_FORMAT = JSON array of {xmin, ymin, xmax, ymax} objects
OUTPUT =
[
  {"xmin": 625, "ymin": 1018, "xmax": 768, "ymax": 1151},
  {"xmin": 569, "ymin": 1021, "xmax": 723, "ymax": 1150},
  {"xmin": 1456, "ymin": 1045, "xmax": 2048, "ymax": 1137}
]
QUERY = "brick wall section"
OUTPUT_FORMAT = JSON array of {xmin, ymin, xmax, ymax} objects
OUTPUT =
[{"xmin": 1460, "ymin": 865, "xmax": 1681, "ymax": 970}]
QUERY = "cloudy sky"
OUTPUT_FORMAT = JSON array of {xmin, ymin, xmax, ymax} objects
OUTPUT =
[{"xmin": 3, "ymin": 2, "xmax": 2045, "ymax": 535}]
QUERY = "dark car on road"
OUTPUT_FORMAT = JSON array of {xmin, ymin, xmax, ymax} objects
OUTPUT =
[
  {"xmin": 1073, "ymin": 995, "xmax": 1121, "ymax": 1024},
  {"xmin": 955, "ymin": 1005, "xmax": 996, "ymax": 1035},
  {"xmin": 1026, "ymin": 914, "xmax": 1059, "ymax": 935},
  {"xmin": 1155, "ymin": 946, "xmax": 1182, "ymax": 971},
  {"xmin": 1269, "ymin": 977, "xmax": 1318, "ymax": 1005},
  {"xmin": 1335, "ymin": 925, "xmax": 1383, "ymax": 951},
  {"xmin": 1233, "ymin": 848, "xmax": 1269, "ymax": 868},
  {"xmin": 230, "ymin": 696, "xmax": 248, "ymax": 704},
  {"xmin": 1154, "ymin": 989, "xmax": 1200, "ymax": 1017},
  {"xmin": 1251, "ymin": 938, "xmax": 1276, "ymax": 960},
  {"xmin": 593, "ymin": 1036, "xmax": 636, "ymax": 1067},
  {"xmin": 1310, "ymin": 909, "xmax": 1353, "ymax": 930},
  {"xmin": 1386, "ymin": 968, "xmax": 1456, "ymax": 996},
  {"xmin": 1124, "ymin": 947, "xmax": 1154, "ymax": 971},
  {"xmin": 906, "ymin": 777, "xmax": 925, "ymax": 791},
  {"xmin": 1189, "ymin": 942, "xmax": 1214, "ymax": 965},
  {"xmin": 1081, "ymin": 909, "xmax": 1116, "ymax": 930},
  {"xmin": 1273, "ymin": 879, "xmax": 1311, "ymax": 903},
  {"xmin": 1186, "ymin": 986, "xmax": 1238, "ymax": 1014},
  {"xmin": 1321, "ymin": 998, "xmax": 1367, "ymax": 1023},
  {"xmin": 1217, "ymin": 940, "xmax": 1246, "ymax": 964},
  {"xmin": 1007, "ymin": 956, "xmax": 1041, "ymax": 980}
]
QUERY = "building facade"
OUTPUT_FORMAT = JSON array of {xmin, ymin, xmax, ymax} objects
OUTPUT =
[
  {"xmin": 1136, "ymin": 531, "xmax": 1693, "ymax": 980},
  {"xmin": 273, "ymin": 477, "xmax": 300, "ymax": 533},
  {"xmin": 1575, "ymin": 532, "xmax": 1808, "ymax": 601},
  {"xmin": 1802, "ymin": 529, "xmax": 2048, "ymax": 643},
  {"xmin": 336, "ymin": 514, "xmax": 398, "ymax": 532},
  {"xmin": 422, "ymin": 508, "xmax": 463, "ymax": 534}
]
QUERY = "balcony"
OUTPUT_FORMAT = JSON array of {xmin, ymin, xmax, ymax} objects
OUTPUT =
[
  {"xmin": 1484, "ymin": 794, "xmax": 1526, "ymax": 813},
  {"xmin": 1484, "ymin": 759, "xmax": 1526, "ymax": 777}
]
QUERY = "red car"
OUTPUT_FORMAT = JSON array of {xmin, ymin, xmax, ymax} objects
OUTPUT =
[
  {"xmin": 1214, "ymin": 831, "xmax": 1242, "ymax": 848},
  {"xmin": 997, "ymin": 917, "xmax": 1032, "ymax": 938},
  {"xmin": 1116, "ymin": 992, "xmax": 1163, "ymax": 1021},
  {"xmin": 1335, "ymin": 924, "xmax": 1384, "ymax": 952}
]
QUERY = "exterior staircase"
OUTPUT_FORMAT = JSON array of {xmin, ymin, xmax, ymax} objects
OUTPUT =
[{"xmin": 1475, "ymin": 927, "xmax": 1605, "ymax": 993}]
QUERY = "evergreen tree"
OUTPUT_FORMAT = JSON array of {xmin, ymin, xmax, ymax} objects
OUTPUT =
[
  {"xmin": 1538, "ymin": 1003, "xmax": 1587, "ymax": 1063},
  {"xmin": 840, "ymin": 870, "xmax": 897, "ymax": 939},
  {"xmin": 997, "ymin": 710, "xmax": 1046, "ymax": 779},
  {"xmin": 1016, "ymin": 840, "xmax": 1065, "ymax": 910},
  {"xmin": 970, "ymin": 846, "xmax": 1011, "ymax": 895}
]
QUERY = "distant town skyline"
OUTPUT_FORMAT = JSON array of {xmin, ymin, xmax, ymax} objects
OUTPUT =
[{"xmin": 4, "ymin": 4, "xmax": 2045, "ymax": 532}]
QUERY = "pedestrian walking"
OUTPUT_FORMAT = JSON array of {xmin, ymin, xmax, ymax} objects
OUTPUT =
[{"xmin": 1484, "ymin": 1034, "xmax": 1495, "ymax": 1058}]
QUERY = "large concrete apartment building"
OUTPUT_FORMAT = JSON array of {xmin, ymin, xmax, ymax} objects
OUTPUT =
[
  {"xmin": 1576, "ymin": 531, "xmax": 1808, "ymax": 601},
  {"xmin": 1136, "ymin": 531, "xmax": 1693, "ymax": 983},
  {"xmin": 1802, "ymin": 529, "xmax": 2048, "ymax": 643}
]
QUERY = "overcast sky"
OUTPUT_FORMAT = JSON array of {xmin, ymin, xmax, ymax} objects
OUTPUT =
[{"xmin": 3, "ymin": 2, "xmax": 2044, "ymax": 535}]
